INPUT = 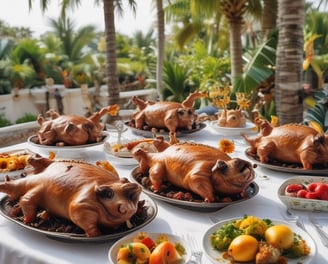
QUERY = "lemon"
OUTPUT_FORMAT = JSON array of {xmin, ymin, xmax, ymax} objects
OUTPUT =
[
  {"xmin": 228, "ymin": 235, "xmax": 258, "ymax": 262},
  {"xmin": 264, "ymin": 225, "xmax": 294, "ymax": 249}
]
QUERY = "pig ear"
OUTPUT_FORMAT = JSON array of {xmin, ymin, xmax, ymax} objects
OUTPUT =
[
  {"xmin": 65, "ymin": 123, "xmax": 78, "ymax": 135},
  {"xmin": 82, "ymin": 123, "xmax": 92, "ymax": 132},
  {"xmin": 37, "ymin": 114, "xmax": 44, "ymax": 125},
  {"xmin": 177, "ymin": 109, "xmax": 185, "ymax": 116},
  {"xmin": 119, "ymin": 177, "xmax": 129, "ymax": 183},
  {"xmin": 95, "ymin": 185, "xmax": 114, "ymax": 199},
  {"xmin": 313, "ymin": 134, "xmax": 325, "ymax": 146},
  {"xmin": 212, "ymin": 160, "xmax": 228, "ymax": 172}
]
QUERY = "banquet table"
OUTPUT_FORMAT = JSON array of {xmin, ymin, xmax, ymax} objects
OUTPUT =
[{"xmin": 0, "ymin": 124, "xmax": 327, "ymax": 264}]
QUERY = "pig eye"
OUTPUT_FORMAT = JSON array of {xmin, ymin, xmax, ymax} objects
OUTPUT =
[
  {"xmin": 129, "ymin": 192, "xmax": 139, "ymax": 202},
  {"xmin": 104, "ymin": 189, "xmax": 114, "ymax": 199},
  {"xmin": 97, "ymin": 186, "xmax": 114, "ymax": 199},
  {"xmin": 82, "ymin": 123, "xmax": 92, "ymax": 131},
  {"xmin": 217, "ymin": 160, "xmax": 228, "ymax": 172}
]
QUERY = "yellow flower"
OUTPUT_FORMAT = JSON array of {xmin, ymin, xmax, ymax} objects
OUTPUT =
[
  {"xmin": 209, "ymin": 84, "xmax": 232, "ymax": 109},
  {"xmin": 236, "ymin": 92, "xmax": 252, "ymax": 110},
  {"xmin": 108, "ymin": 104, "xmax": 120, "ymax": 116},
  {"xmin": 218, "ymin": 139, "xmax": 235, "ymax": 154},
  {"xmin": 270, "ymin": 115, "xmax": 279, "ymax": 126}
]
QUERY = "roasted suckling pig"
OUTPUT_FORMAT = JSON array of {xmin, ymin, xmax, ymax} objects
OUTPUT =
[
  {"xmin": 243, "ymin": 120, "xmax": 328, "ymax": 170},
  {"xmin": 0, "ymin": 155, "xmax": 142, "ymax": 237},
  {"xmin": 36, "ymin": 105, "xmax": 119, "ymax": 146},
  {"xmin": 132, "ymin": 142, "xmax": 255, "ymax": 202},
  {"xmin": 131, "ymin": 91, "xmax": 207, "ymax": 144}
]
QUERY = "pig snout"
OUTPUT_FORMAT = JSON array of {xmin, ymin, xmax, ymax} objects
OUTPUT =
[
  {"xmin": 117, "ymin": 183, "xmax": 142, "ymax": 214},
  {"xmin": 232, "ymin": 158, "xmax": 255, "ymax": 181},
  {"xmin": 177, "ymin": 108, "xmax": 195, "ymax": 129},
  {"xmin": 96, "ymin": 183, "xmax": 141, "ymax": 216},
  {"xmin": 211, "ymin": 158, "xmax": 255, "ymax": 195}
]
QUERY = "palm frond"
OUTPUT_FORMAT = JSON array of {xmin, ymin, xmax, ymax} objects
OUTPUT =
[{"xmin": 233, "ymin": 31, "xmax": 277, "ymax": 94}]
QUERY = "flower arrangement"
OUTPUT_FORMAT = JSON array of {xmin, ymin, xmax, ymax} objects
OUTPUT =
[
  {"xmin": 209, "ymin": 84, "xmax": 252, "ymax": 128},
  {"xmin": 209, "ymin": 84, "xmax": 251, "ymax": 111}
]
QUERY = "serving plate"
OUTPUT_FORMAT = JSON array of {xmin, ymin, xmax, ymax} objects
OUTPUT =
[
  {"xmin": 130, "ymin": 167, "xmax": 259, "ymax": 212},
  {"xmin": 103, "ymin": 140, "xmax": 138, "ymax": 166},
  {"xmin": 0, "ymin": 193, "xmax": 157, "ymax": 242},
  {"xmin": 245, "ymin": 148, "xmax": 328, "ymax": 175},
  {"xmin": 108, "ymin": 232, "xmax": 190, "ymax": 264},
  {"xmin": 203, "ymin": 218, "xmax": 316, "ymax": 264},
  {"xmin": 278, "ymin": 176, "xmax": 328, "ymax": 211},
  {"xmin": 103, "ymin": 137, "xmax": 162, "ymax": 166},
  {"xmin": 0, "ymin": 149, "xmax": 35, "ymax": 181},
  {"xmin": 27, "ymin": 131, "xmax": 110, "ymax": 159},
  {"xmin": 124, "ymin": 121, "xmax": 206, "ymax": 138},
  {"xmin": 208, "ymin": 120, "xmax": 257, "ymax": 136}
]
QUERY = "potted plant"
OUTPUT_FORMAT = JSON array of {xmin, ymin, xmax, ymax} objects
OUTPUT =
[{"xmin": 4, "ymin": 61, "xmax": 37, "ymax": 98}]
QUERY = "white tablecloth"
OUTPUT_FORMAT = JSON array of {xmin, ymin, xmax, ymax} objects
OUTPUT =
[{"xmin": 0, "ymin": 125, "xmax": 327, "ymax": 264}]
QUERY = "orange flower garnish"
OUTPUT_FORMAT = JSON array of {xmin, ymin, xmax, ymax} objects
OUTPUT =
[
  {"xmin": 48, "ymin": 151, "xmax": 56, "ymax": 160},
  {"xmin": 96, "ymin": 160, "xmax": 117, "ymax": 174},
  {"xmin": 108, "ymin": 104, "xmax": 120, "ymax": 116},
  {"xmin": 270, "ymin": 115, "xmax": 279, "ymax": 126},
  {"xmin": 218, "ymin": 139, "xmax": 235, "ymax": 154}
]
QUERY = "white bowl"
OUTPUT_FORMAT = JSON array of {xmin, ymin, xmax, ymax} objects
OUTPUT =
[
  {"xmin": 0, "ymin": 149, "xmax": 35, "ymax": 181},
  {"xmin": 208, "ymin": 120, "xmax": 258, "ymax": 136},
  {"xmin": 108, "ymin": 232, "xmax": 190, "ymax": 264},
  {"xmin": 278, "ymin": 176, "xmax": 328, "ymax": 211}
]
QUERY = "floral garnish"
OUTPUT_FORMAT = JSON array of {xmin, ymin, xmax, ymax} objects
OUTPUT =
[
  {"xmin": 236, "ymin": 92, "xmax": 252, "ymax": 110},
  {"xmin": 48, "ymin": 151, "xmax": 56, "ymax": 160},
  {"xmin": 270, "ymin": 115, "xmax": 279, "ymax": 126},
  {"xmin": 209, "ymin": 84, "xmax": 231, "ymax": 110},
  {"xmin": 218, "ymin": 139, "xmax": 235, "ymax": 154},
  {"xmin": 107, "ymin": 104, "xmax": 120, "ymax": 116},
  {"xmin": 96, "ymin": 160, "xmax": 117, "ymax": 174},
  {"xmin": 209, "ymin": 84, "xmax": 251, "ymax": 112}
]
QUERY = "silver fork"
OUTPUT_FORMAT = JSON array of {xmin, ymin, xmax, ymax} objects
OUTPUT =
[
  {"xmin": 282, "ymin": 208, "xmax": 307, "ymax": 231},
  {"xmin": 309, "ymin": 212, "xmax": 328, "ymax": 247},
  {"xmin": 184, "ymin": 234, "xmax": 203, "ymax": 264}
]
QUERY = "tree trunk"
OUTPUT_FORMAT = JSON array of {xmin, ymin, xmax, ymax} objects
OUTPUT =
[
  {"xmin": 229, "ymin": 21, "xmax": 243, "ymax": 85},
  {"xmin": 103, "ymin": 0, "xmax": 120, "ymax": 122},
  {"xmin": 156, "ymin": 0, "xmax": 165, "ymax": 100},
  {"xmin": 275, "ymin": 0, "xmax": 305, "ymax": 124},
  {"xmin": 261, "ymin": 0, "xmax": 277, "ymax": 40}
]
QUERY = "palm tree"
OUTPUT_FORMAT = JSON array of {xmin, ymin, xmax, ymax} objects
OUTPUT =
[
  {"xmin": 261, "ymin": 0, "xmax": 277, "ymax": 40},
  {"xmin": 47, "ymin": 16, "xmax": 97, "ymax": 63},
  {"xmin": 274, "ymin": 0, "xmax": 306, "ymax": 124},
  {"xmin": 156, "ymin": 0, "xmax": 165, "ymax": 100},
  {"xmin": 29, "ymin": 0, "xmax": 136, "ymax": 120},
  {"xmin": 166, "ymin": 0, "xmax": 262, "ymax": 86}
]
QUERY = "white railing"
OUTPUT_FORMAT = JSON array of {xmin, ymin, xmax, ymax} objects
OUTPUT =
[{"xmin": 0, "ymin": 86, "xmax": 157, "ymax": 124}]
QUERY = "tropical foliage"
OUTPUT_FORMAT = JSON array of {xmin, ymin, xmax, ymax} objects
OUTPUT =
[
  {"xmin": 0, "ymin": 0, "xmax": 328, "ymax": 126},
  {"xmin": 303, "ymin": 87, "xmax": 328, "ymax": 133}
]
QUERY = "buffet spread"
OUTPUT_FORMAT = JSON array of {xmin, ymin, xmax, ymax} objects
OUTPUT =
[{"xmin": 0, "ymin": 92, "xmax": 327, "ymax": 264}]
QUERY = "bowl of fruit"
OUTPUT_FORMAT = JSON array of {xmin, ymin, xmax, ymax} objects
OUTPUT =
[{"xmin": 278, "ymin": 176, "xmax": 328, "ymax": 211}]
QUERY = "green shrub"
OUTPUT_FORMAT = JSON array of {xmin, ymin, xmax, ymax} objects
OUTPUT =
[
  {"xmin": 0, "ymin": 116, "xmax": 12, "ymax": 127},
  {"xmin": 15, "ymin": 113, "xmax": 37, "ymax": 124}
]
